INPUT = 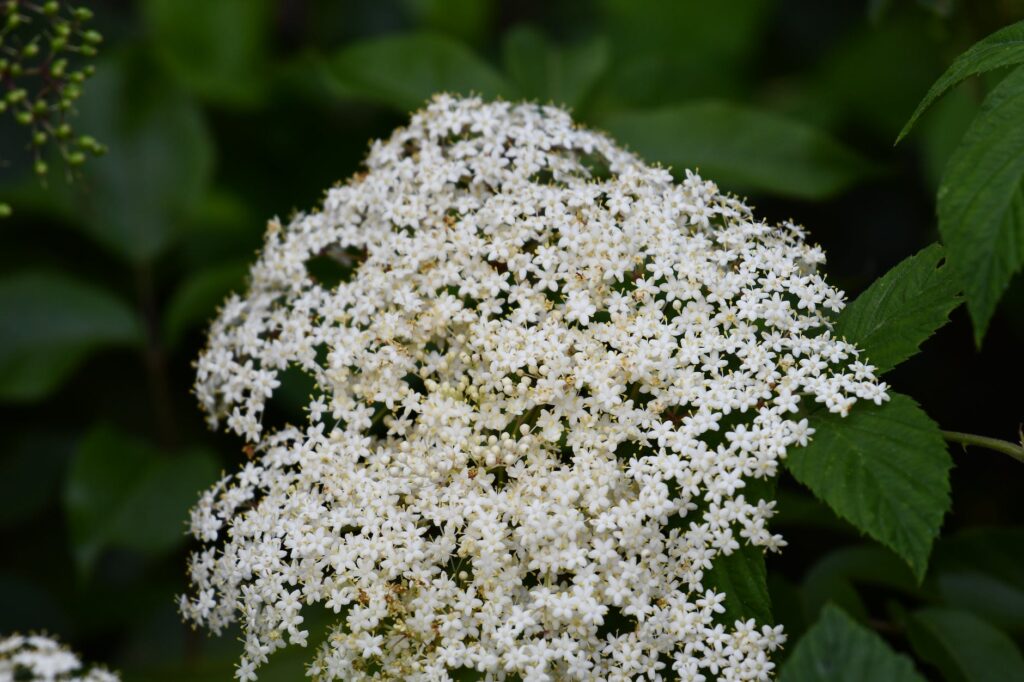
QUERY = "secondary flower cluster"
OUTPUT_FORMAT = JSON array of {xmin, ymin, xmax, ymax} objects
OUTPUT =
[
  {"xmin": 0, "ymin": 633, "xmax": 118, "ymax": 681},
  {"xmin": 181, "ymin": 95, "xmax": 887, "ymax": 681}
]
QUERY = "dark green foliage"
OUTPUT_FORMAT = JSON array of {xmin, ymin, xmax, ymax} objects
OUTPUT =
[
  {"xmin": 900, "ymin": 19, "xmax": 1024, "ymax": 343},
  {"xmin": 65, "ymin": 425, "xmax": 219, "ymax": 573},
  {"xmin": 0, "ymin": 271, "xmax": 142, "ymax": 401},
  {"xmin": 502, "ymin": 27, "xmax": 609, "ymax": 112},
  {"xmin": 779, "ymin": 604, "xmax": 925, "ymax": 681},
  {"xmin": 705, "ymin": 543, "xmax": 772, "ymax": 624},
  {"xmin": 604, "ymin": 102, "xmax": 877, "ymax": 199},
  {"xmin": 936, "ymin": 65, "xmax": 1024, "ymax": 344},
  {"xmin": 835, "ymin": 243, "xmax": 962, "ymax": 373},
  {"xmin": 329, "ymin": 32, "xmax": 511, "ymax": 111},
  {"xmin": 897, "ymin": 19, "xmax": 1024, "ymax": 142},
  {"xmin": 786, "ymin": 394, "xmax": 952, "ymax": 582},
  {"xmin": 0, "ymin": 1, "xmax": 1021, "ymax": 676},
  {"xmin": 907, "ymin": 608, "xmax": 1024, "ymax": 681}
]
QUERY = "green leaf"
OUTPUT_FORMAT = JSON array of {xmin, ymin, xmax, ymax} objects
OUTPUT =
[
  {"xmin": 779, "ymin": 604, "xmax": 925, "ymax": 682},
  {"xmin": 404, "ymin": 0, "xmax": 495, "ymax": 46},
  {"xmin": 143, "ymin": 0, "xmax": 273, "ymax": 106},
  {"xmin": 835, "ymin": 243, "xmax": 962, "ymax": 373},
  {"xmin": 907, "ymin": 608, "xmax": 1024, "ymax": 682},
  {"xmin": 502, "ymin": 26, "xmax": 609, "ymax": 111},
  {"xmin": 918, "ymin": 85, "xmax": 979, "ymax": 192},
  {"xmin": 602, "ymin": 102, "xmax": 876, "ymax": 199},
  {"xmin": 705, "ymin": 476, "xmax": 773, "ymax": 624},
  {"xmin": 328, "ymin": 32, "xmax": 512, "ymax": 112},
  {"xmin": 593, "ymin": 0, "xmax": 771, "ymax": 111},
  {"xmin": 932, "ymin": 529, "xmax": 1024, "ymax": 635},
  {"xmin": 163, "ymin": 261, "xmax": 248, "ymax": 347},
  {"xmin": 808, "ymin": 15, "xmax": 944, "ymax": 139},
  {"xmin": 64, "ymin": 426, "xmax": 219, "ymax": 573},
  {"xmin": 0, "ymin": 433, "xmax": 73, "ymax": 527},
  {"xmin": 936, "ymin": 64, "xmax": 1024, "ymax": 344},
  {"xmin": 76, "ymin": 54, "xmax": 214, "ymax": 263},
  {"xmin": 705, "ymin": 543, "xmax": 772, "ymax": 625},
  {"xmin": 786, "ymin": 394, "xmax": 952, "ymax": 582},
  {"xmin": 0, "ymin": 272, "xmax": 143, "ymax": 402},
  {"xmin": 897, "ymin": 19, "xmax": 1024, "ymax": 142},
  {"xmin": 801, "ymin": 546, "xmax": 925, "ymax": 625}
]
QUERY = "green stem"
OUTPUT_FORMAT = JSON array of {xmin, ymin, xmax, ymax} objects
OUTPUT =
[
  {"xmin": 136, "ymin": 264, "xmax": 177, "ymax": 449},
  {"xmin": 941, "ymin": 430, "xmax": 1024, "ymax": 465}
]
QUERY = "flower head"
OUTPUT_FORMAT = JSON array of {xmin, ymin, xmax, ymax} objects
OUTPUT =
[
  {"xmin": 0, "ymin": 633, "xmax": 119, "ymax": 682},
  {"xmin": 181, "ymin": 95, "xmax": 885, "ymax": 680}
]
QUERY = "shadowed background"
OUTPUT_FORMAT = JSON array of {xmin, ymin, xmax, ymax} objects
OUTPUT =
[{"xmin": 1, "ymin": 1, "xmax": 1022, "ymax": 679}]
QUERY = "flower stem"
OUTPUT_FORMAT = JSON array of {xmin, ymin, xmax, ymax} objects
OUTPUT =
[{"xmin": 941, "ymin": 430, "xmax": 1024, "ymax": 465}]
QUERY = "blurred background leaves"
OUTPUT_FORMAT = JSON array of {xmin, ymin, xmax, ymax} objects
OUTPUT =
[{"xmin": 1, "ymin": 0, "xmax": 1023, "ymax": 679}]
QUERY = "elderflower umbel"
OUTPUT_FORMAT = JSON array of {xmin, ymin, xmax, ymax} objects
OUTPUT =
[
  {"xmin": 0, "ymin": 633, "xmax": 119, "ymax": 682},
  {"xmin": 181, "ymin": 95, "xmax": 887, "ymax": 681}
]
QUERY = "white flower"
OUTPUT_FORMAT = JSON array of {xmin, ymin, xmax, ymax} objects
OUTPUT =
[
  {"xmin": 0, "ymin": 633, "xmax": 119, "ymax": 682},
  {"xmin": 181, "ymin": 94, "xmax": 885, "ymax": 680}
]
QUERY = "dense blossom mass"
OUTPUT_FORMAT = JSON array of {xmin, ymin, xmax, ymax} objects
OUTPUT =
[
  {"xmin": 0, "ymin": 634, "xmax": 119, "ymax": 681},
  {"xmin": 181, "ymin": 95, "xmax": 887, "ymax": 681}
]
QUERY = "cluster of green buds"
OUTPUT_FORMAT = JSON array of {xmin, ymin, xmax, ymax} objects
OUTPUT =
[{"xmin": 1, "ymin": 0, "xmax": 105, "ymax": 186}]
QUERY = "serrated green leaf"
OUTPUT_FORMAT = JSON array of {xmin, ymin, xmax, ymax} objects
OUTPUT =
[
  {"xmin": 502, "ymin": 26, "xmax": 609, "ymax": 111},
  {"xmin": 76, "ymin": 54, "xmax": 214, "ymax": 263},
  {"xmin": 779, "ymin": 604, "xmax": 925, "ymax": 682},
  {"xmin": 907, "ymin": 608, "xmax": 1024, "ymax": 682},
  {"xmin": 786, "ymin": 394, "xmax": 952, "ymax": 582},
  {"xmin": 705, "ymin": 543, "xmax": 772, "ymax": 625},
  {"xmin": 936, "ymin": 64, "xmax": 1024, "ymax": 344},
  {"xmin": 64, "ymin": 426, "xmax": 219, "ymax": 573},
  {"xmin": 163, "ymin": 261, "xmax": 248, "ymax": 348},
  {"xmin": 897, "ymin": 19, "xmax": 1024, "ymax": 142},
  {"xmin": 143, "ymin": 0, "xmax": 273, "ymax": 106},
  {"xmin": 0, "ymin": 272, "xmax": 143, "ymax": 402},
  {"xmin": 328, "ymin": 32, "xmax": 512, "ymax": 112},
  {"xmin": 835, "ymin": 243, "xmax": 961, "ymax": 373},
  {"xmin": 602, "ymin": 102, "xmax": 876, "ymax": 199}
]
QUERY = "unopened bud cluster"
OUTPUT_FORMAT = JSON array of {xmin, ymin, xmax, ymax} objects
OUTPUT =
[
  {"xmin": 0, "ymin": 0, "xmax": 104, "ymax": 181},
  {"xmin": 181, "ymin": 95, "xmax": 887, "ymax": 681},
  {"xmin": 0, "ymin": 633, "xmax": 118, "ymax": 681}
]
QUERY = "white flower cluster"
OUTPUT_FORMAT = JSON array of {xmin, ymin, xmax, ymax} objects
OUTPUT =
[
  {"xmin": 181, "ymin": 95, "xmax": 887, "ymax": 681},
  {"xmin": 0, "ymin": 634, "xmax": 118, "ymax": 682}
]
